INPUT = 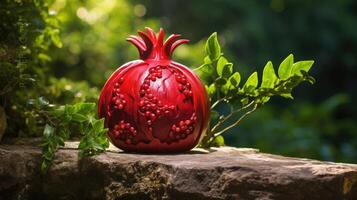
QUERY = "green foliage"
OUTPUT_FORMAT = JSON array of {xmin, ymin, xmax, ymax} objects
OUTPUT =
[
  {"xmin": 48, "ymin": 0, "xmax": 161, "ymax": 86},
  {"xmin": 0, "ymin": 0, "xmax": 63, "ymax": 137},
  {"xmin": 0, "ymin": 0, "xmax": 108, "ymax": 173},
  {"xmin": 41, "ymin": 102, "xmax": 108, "ymax": 172},
  {"xmin": 197, "ymin": 33, "xmax": 315, "ymax": 148}
]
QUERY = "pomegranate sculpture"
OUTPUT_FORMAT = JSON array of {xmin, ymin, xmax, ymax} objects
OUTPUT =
[{"xmin": 98, "ymin": 27, "xmax": 210, "ymax": 153}]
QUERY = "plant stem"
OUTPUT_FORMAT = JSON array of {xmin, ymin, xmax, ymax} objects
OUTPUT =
[
  {"xmin": 211, "ymin": 101, "xmax": 254, "ymax": 133},
  {"xmin": 210, "ymin": 98, "xmax": 224, "ymax": 109},
  {"xmin": 212, "ymin": 103, "xmax": 258, "ymax": 138}
]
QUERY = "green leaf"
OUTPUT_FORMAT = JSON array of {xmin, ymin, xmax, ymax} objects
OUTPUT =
[
  {"xmin": 243, "ymin": 72, "xmax": 258, "ymax": 92},
  {"xmin": 215, "ymin": 77, "xmax": 227, "ymax": 86},
  {"xmin": 292, "ymin": 60, "xmax": 314, "ymax": 76},
  {"xmin": 217, "ymin": 57, "xmax": 233, "ymax": 78},
  {"xmin": 261, "ymin": 61, "xmax": 277, "ymax": 88},
  {"xmin": 229, "ymin": 72, "xmax": 241, "ymax": 87},
  {"xmin": 280, "ymin": 93, "xmax": 294, "ymax": 99},
  {"xmin": 222, "ymin": 63, "xmax": 233, "ymax": 78},
  {"xmin": 74, "ymin": 102, "xmax": 96, "ymax": 115},
  {"xmin": 205, "ymin": 32, "xmax": 221, "ymax": 61},
  {"xmin": 38, "ymin": 53, "xmax": 52, "ymax": 62},
  {"xmin": 204, "ymin": 56, "xmax": 211, "ymax": 64},
  {"xmin": 194, "ymin": 64, "xmax": 216, "ymax": 84},
  {"xmin": 211, "ymin": 135, "xmax": 225, "ymax": 147},
  {"xmin": 43, "ymin": 124, "xmax": 55, "ymax": 137},
  {"xmin": 71, "ymin": 113, "xmax": 87, "ymax": 122},
  {"xmin": 50, "ymin": 29, "xmax": 63, "ymax": 48},
  {"xmin": 210, "ymin": 110, "xmax": 220, "ymax": 122},
  {"xmin": 207, "ymin": 84, "xmax": 216, "ymax": 97},
  {"xmin": 278, "ymin": 54, "xmax": 294, "ymax": 80},
  {"xmin": 38, "ymin": 96, "xmax": 49, "ymax": 107}
]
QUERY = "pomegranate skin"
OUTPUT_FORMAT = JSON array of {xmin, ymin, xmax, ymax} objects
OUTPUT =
[{"xmin": 98, "ymin": 28, "xmax": 210, "ymax": 153}]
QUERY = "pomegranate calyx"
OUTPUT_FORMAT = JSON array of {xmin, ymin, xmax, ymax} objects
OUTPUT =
[{"xmin": 127, "ymin": 27, "xmax": 189, "ymax": 61}]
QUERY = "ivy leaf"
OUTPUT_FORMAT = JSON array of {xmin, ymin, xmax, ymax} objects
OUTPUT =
[
  {"xmin": 243, "ymin": 72, "xmax": 258, "ymax": 93},
  {"xmin": 229, "ymin": 72, "xmax": 241, "ymax": 87},
  {"xmin": 292, "ymin": 60, "xmax": 314, "ymax": 76},
  {"xmin": 75, "ymin": 102, "xmax": 96, "ymax": 115},
  {"xmin": 278, "ymin": 54, "xmax": 294, "ymax": 80},
  {"xmin": 261, "ymin": 61, "xmax": 277, "ymax": 88},
  {"xmin": 71, "ymin": 113, "xmax": 87, "ymax": 123},
  {"xmin": 79, "ymin": 118, "xmax": 109, "ymax": 157},
  {"xmin": 205, "ymin": 32, "xmax": 221, "ymax": 61},
  {"xmin": 43, "ymin": 124, "xmax": 55, "ymax": 137}
]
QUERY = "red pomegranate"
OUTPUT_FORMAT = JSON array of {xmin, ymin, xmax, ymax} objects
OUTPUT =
[{"xmin": 98, "ymin": 27, "xmax": 210, "ymax": 153}]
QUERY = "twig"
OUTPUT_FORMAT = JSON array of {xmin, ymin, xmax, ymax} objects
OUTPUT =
[
  {"xmin": 211, "ymin": 103, "xmax": 258, "ymax": 138},
  {"xmin": 211, "ymin": 101, "xmax": 254, "ymax": 133},
  {"xmin": 210, "ymin": 98, "xmax": 224, "ymax": 109}
]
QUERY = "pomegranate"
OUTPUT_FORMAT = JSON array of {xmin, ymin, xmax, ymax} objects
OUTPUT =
[{"xmin": 98, "ymin": 27, "xmax": 210, "ymax": 153}]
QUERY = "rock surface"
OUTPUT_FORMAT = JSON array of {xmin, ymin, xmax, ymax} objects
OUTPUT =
[{"xmin": 0, "ymin": 139, "xmax": 357, "ymax": 200}]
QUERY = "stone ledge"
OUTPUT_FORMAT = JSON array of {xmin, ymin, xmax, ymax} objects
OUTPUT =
[{"xmin": 0, "ymin": 139, "xmax": 356, "ymax": 200}]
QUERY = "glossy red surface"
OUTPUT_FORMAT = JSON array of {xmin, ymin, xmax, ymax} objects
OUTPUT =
[{"xmin": 98, "ymin": 27, "xmax": 210, "ymax": 153}]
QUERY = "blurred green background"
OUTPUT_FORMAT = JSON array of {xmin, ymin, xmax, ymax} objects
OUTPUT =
[{"xmin": 1, "ymin": 0, "xmax": 356, "ymax": 163}]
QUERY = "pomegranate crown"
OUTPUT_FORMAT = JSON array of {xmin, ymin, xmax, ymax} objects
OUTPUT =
[{"xmin": 127, "ymin": 27, "xmax": 189, "ymax": 60}]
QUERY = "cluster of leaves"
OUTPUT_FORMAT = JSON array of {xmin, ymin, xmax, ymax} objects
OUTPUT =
[
  {"xmin": 0, "ymin": 0, "xmax": 62, "ymax": 136},
  {"xmin": 196, "ymin": 33, "xmax": 315, "ymax": 148},
  {"xmin": 40, "ymin": 101, "xmax": 108, "ymax": 172},
  {"xmin": 0, "ymin": 0, "xmax": 110, "ymax": 173}
]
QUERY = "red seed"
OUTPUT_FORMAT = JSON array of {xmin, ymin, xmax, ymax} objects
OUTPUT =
[
  {"xmin": 118, "ymin": 104, "xmax": 124, "ymax": 109},
  {"xmin": 179, "ymin": 121, "xmax": 185, "ymax": 126},
  {"xmin": 130, "ymin": 127, "xmax": 135, "ymax": 132},
  {"xmin": 142, "ymin": 84, "xmax": 149, "ymax": 89},
  {"xmin": 125, "ymin": 123, "xmax": 130, "ymax": 129},
  {"xmin": 150, "ymin": 113, "xmax": 156, "ymax": 119},
  {"xmin": 139, "ymin": 100, "xmax": 145, "ymax": 106}
]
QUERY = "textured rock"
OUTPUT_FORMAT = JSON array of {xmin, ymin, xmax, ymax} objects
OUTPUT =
[{"xmin": 0, "ymin": 138, "xmax": 357, "ymax": 200}]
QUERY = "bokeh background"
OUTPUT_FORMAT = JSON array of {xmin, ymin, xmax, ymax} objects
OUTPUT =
[{"xmin": 2, "ymin": 0, "xmax": 356, "ymax": 163}]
